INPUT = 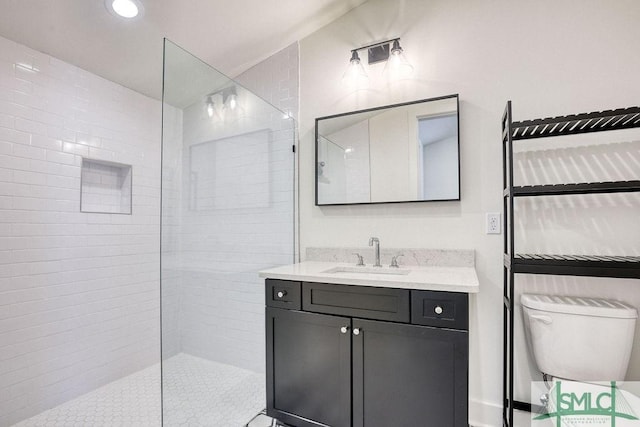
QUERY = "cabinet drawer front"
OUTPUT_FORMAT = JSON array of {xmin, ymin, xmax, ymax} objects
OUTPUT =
[
  {"xmin": 411, "ymin": 290, "xmax": 468, "ymax": 330},
  {"xmin": 266, "ymin": 279, "xmax": 301, "ymax": 310},
  {"xmin": 302, "ymin": 282, "xmax": 410, "ymax": 322}
]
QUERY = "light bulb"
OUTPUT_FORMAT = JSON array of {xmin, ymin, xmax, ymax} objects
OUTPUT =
[
  {"xmin": 383, "ymin": 40, "xmax": 413, "ymax": 79},
  {"xmin": 228, "ymin": 94, "xmax": 237, "ymax": 110},
  {"xmin": 206, "ymin": 96, "xmax": 215, "ymax": 118},
  {"xmin": 342, "ymin": 50, "xmax": 369, "ymax": 90},
  {"xmin": 111, "ymin": 0, "xmax": 139, "ymax": 18}
]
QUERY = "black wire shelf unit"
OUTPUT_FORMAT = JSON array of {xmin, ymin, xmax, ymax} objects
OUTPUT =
[{"xmin": 502, "ymin": 102, "xmax": 640, "ymax": 427}]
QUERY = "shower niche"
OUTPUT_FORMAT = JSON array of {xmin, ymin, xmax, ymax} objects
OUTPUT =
[{"xmin": 80, "ymin": 158, "xmax": 132, "ymax": 214}]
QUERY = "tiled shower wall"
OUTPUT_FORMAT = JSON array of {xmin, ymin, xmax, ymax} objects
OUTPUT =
[
  {"xmin": 0, "ymin": 35, "xmax": 161, "ymax": 426},
  {"xmin": 169, "ymin": 43, "xmax": 299, "ymax": 373},
  {"xmin": 235, "ymin": 43, "xmax": 299, "ymax": 121}
]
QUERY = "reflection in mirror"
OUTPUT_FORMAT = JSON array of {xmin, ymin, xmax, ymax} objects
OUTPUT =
[
  {"xmin": 315, "ymin": 94, "xmax": 459, "ymax": 205},
  {"xmin": 418, "ymin": 113, "xmax": 459, "ymax": 200}
]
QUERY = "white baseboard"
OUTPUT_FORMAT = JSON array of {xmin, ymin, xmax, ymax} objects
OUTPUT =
[{"xmin": 469, "ymin": 398, "xmax": 502, "ymax": 427}]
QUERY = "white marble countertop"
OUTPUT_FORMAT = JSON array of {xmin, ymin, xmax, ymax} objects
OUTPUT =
[{"xmin": 259, "ymin": 261, "xmax": 479, "ymax": 293}]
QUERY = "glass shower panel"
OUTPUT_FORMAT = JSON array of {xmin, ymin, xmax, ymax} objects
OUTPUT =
[{"xmin": 161, "ymin": 39, "xmax": 295, "ymax": 426}]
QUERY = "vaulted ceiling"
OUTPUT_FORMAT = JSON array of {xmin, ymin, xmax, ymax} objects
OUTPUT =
[{"xmin": 0, "ymin": 0, "xmax": 366, "ymax": 99}]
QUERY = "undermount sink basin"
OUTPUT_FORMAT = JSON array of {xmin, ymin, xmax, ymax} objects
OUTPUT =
[{"xmin": 321, "ymin": 266, "xmax": 411, "ymax": 276}]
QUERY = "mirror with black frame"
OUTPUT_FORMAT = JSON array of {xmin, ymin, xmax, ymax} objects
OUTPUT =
[{"xmin": 315, "ymin": 94, "xmax": 460, "ymax": 205}]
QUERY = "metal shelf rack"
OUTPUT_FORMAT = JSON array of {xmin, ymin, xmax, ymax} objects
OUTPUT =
[{"xmin": 501, "ymin": 102, "xmax": 640, "ymax": 427}]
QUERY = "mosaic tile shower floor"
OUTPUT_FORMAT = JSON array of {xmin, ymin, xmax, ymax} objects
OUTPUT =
[{"xmin": 13, "ymin": 353, "xmax": 267, "ymax": 427}]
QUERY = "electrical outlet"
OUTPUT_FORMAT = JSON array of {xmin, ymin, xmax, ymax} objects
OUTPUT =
[{"xmin": 486, "ymin": 213, "xmax": 501, "ymax": 234}]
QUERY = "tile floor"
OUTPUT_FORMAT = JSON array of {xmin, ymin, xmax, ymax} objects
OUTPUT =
[{"xmin": 13, "ymin": 353, "xmax": 267, "ymax": 427}]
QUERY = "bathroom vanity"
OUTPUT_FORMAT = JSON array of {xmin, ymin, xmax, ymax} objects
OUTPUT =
[{"xmin": 260, "ymin": 256, "xmax": 478, "ymax": 427}]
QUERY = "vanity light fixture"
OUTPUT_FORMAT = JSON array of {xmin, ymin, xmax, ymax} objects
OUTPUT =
[
  {"xmin": 105, "ymin": 0, "xmax": 144, "ymax": 19},
  {"xmin": 343, "ymin": 38, "xmax": 413, "ymax": 86},
  {"xmin": 203, "ymin": 86, "xmax": 240, "ymax": 119}
]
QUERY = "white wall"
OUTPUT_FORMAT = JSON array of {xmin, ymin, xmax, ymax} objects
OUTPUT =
[
  {"xmin": 299, "ymin": 1, "xmax": 640, "ymax": 425},
  {"xmin": 0, "ymin": 35, "xmax": 161, "ymax": 426},
  {"xmin": 369, "ymin": 107, "xmax": 411, "ymax": 201},
  {"xmin": 423, "ymin": 135, "xmax": 458, "ymax": 199}
]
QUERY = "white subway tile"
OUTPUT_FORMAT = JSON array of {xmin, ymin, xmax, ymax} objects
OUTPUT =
[
  {"xmin": 0, "ymin": 31, "xmax": 274, "ymax": 426},
  {"xmin": 11, "ymin": 197, "xmax": 52, "ymax": 211},
  {"xmin": 0, "ymin": 127, "xmax": 30, "ymax": 144},
  {"xmin": 62, "ymin": 141, "xmax": 88, "ymax": 157},
  {"xmin": 47, "ymin": 125, "xmax": 75, "ymax": 142},
  {"xmin": 45, "ymin": 162, "xmax": 80, "ymax": 178},
  {"xmin": 0, "ymin": 155, "xmax": 30, "ymax": 171},
  {"xmin": 0, "ymin": 140, "xmax": 11, "ymax": 156},
  {"xmin": 12, "ymin": 90, "xmax": 46, "ymax": 111},
  {"xmin": 37, "ymin": 111, "xmax": 64, "ymax": 128},
  {"xmin": 87, "ymin": 146, "xmax": 115, "ymax": 162},
  {"xmin": 0, "ymin": 112, "xmax": 13, "ymax": 129},
  {"xmin": 0, "ymin": 86, "xmax": 12, "ymax": 104},
  {"xmin": 30, "ymin": 134, "xmax": 62, "ymax": 151},
  {"xmin": 45, "ymin": 150, "xmax": 76, "ymax": 166},
  {"xmin": 0, "ymin": 100, "xmax": 30, "ymax": 120},
  {"xmin": 0, "ymin": 61, "xmax": 12, "ymax": 79},
  {"xmin": 14, "ymin": 118, "xmax": 47, "ymax": 136},
  {"xmin": 12, "ymin": 143, "xmax": 46, "ymax": 160},
  {"xmin": 64, "ymin": 119, "xmax": 90, "ymax": 135}
]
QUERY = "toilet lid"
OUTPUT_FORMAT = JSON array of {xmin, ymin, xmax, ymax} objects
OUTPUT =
[{"xmin": 521, "ymin": 294, "xmax": 638, "ymax": 319}]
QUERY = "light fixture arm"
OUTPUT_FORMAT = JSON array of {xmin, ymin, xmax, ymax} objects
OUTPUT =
[
  {"xmin": 349, "ymin": 38, "xmax": 403, "ymax": 65},
  {"xmin": 351, "ymin": 37, "xmax": 401, "ymax": 55}
]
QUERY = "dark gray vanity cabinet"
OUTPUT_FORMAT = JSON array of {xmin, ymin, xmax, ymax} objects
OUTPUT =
[
  {"xmin": 352, "ymin": 318, "xmax": 468, "ymax": 427},
  {"xmin": 266, "ymin": 307, "xmax": 352, "ymax": 427},
  {"xmin": 265, "ymin": 279, "xmax": 469, "ymax": 427}
]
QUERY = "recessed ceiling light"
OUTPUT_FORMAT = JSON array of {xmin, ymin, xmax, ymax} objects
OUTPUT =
[{"xmin": 105, "ymin": 0, "xmax": 144, "ymax": 19}]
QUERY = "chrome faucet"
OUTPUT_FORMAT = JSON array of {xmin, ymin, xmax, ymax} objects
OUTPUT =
[{"xmin": 369, "ymin": 237, "xmax": 381, "ymax": 267}]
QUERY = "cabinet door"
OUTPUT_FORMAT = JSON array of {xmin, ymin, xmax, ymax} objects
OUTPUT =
[
  {"xmin": 352, "ymin": 319, "xmax": 468, "ymax": 427},
  {"xmin": 266, "ymin": 307, "xmax": 351, "ymax": 427}
]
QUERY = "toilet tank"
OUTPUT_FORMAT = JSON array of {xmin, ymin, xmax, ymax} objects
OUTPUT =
[{"xmin": 521, "ymin": 294, "xmax": 638, "ymax": 381}]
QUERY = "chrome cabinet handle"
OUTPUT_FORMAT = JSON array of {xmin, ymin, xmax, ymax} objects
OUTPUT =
[
  {"xmin": 340, "ymin": 326, "xmax": 349, "ymax": 334},
  {"xmin": 390, "ymin": 253, "xmax": 404, "ymax": 268},
  {"xmin": 353, "ymin": 328, "xmax": 361, "ymax": 336},
  {"xmin": 434, "ymin": 305, "xmax": 443, "ymax": 315},
  {"xmin": 277, "ymin": 291, "xmax": 287, "ymax": 298}
]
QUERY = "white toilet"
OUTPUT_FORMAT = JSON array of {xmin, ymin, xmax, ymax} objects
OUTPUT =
[{"xmin": 522, "ymin": 293, "xmax": 640, "ymax": 424}]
